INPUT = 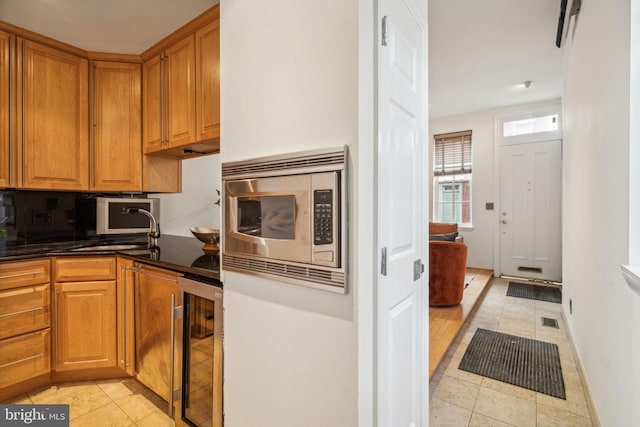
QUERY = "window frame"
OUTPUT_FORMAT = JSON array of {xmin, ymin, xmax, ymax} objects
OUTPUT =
[
  {"xmin": 432, "ymin": 130, "xmax": 473, "ymax": 227},
  {"xmin": 434, "ymin": 174, "xmax": 472, "ymax": 227}
]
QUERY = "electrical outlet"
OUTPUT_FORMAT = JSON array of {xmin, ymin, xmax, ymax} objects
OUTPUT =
[{"xmin": 32, "ymin": 210, "xmax": 53, "ymax": 225}]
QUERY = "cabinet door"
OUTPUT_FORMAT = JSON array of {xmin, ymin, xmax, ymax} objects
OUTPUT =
[
  {"xmin": 166, "ymin": 35, "xmax": 196, "ymax": 148},
  {"xmin": 54, "ymin": 281, "xmax": 117, "ymax": 371},
  {"xmin": 195, "ymin": 19, "xmax": 220, "ymax": 143},
  {"xmin": 134, "ymin": 264, "xmax": 181, "ymax": 403},
  {"xmin": 0, "ymin": 31, "xmax": 15, "ymax": 188},
  {"xmin": 17, "ymin": 38, "xmax": 88, "ymax": 190},
  {"xmin": 116, "ymin": 257, "xmax": 135, "ymax": 376},
  {"xmin": 91, "ymin": 61, "xmax": 142, "ymax": 192},
  {"xmin": 142, "ymin": 54, "xmax": 163, "ymax": 153}
]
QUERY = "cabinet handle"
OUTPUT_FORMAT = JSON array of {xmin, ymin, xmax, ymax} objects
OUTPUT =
[
  {"xmin": 159, "ymin": 54, "xmax": 165, "ymax": 146},
  {"xmin": 90, "ymin": 62, "xmax": 96, "ymax": 188},
  {"xmin": 21, "ymin": 39, "xmax": 25, "ymax": 185},
  {"xmin": 8, "ymin": 34, "xmax": 13, "ymax": 185},
  {"xmin": 0, "ymin": 306, "xmax": 43, "ymax": 319},
  {"xmin": 168, "ymin": 293, "xmax": 176, "ymax": 418},
  {"xmin": 54, "ymin": 289, "xmax": 59, "ymax": 368},
  {"xmin": 163, "ymin": 54, "xmax": 169, "ymax": 146},
  {"xmin": 122, "ymin": 265, "xmax": 127, "ymax": 371},
  {"xmin": 0, "ymin": 353, "xmax": 44, "ymax": 369},
  {"xmin": 0, "ymin": 271, "xmax": 41, "ymax": 280}
]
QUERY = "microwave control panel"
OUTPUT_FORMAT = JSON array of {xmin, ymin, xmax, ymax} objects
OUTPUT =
[{"xmin": 313, "ymin": 190, "xmax": 333, "ymax": 245}]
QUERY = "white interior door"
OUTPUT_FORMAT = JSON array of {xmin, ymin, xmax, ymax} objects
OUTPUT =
[
  {"xmin": 377, "ymin": 0, "xmax": 427, "ymax": 425},
  {"xmin": 500, "ymin": 140, "xmax": 562, "ymax": 281}
]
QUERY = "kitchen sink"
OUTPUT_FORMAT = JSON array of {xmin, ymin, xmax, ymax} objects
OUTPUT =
[{"xmin": 70, "ymin": 243, "xmax": 149, "ymax": 252}]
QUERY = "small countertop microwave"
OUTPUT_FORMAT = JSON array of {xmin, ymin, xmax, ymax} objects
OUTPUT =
[
  {"xmin": 222, "ymin": 146, "xmax": 347, "ymax": 293},
  {"xmin": 96, "ymin": 197, "xmax": 159, "ymax": 234}
]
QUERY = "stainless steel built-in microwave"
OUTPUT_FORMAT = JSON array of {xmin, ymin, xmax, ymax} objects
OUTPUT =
[
  {"xmin": 222, "ymin": 146, "xmax": 347, "ymax": 293},
  {"xmin": 96, "ymin": 197, "xmax": 159, "ymax": 234}
]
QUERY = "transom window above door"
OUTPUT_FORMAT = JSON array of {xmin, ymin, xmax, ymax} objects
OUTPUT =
[{"xmin": 502, "ymin": 114, "xmax": 559, "ymax": 137}]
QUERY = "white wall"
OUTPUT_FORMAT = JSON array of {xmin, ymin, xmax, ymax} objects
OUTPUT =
[
  {"xmin": 152, "ymin": 154, "xmax": 221, "ymax": 237},
  {"xmin": 561, "ymin": 0, "xmax": 640, "ymax": 425},
  {"xmin": 220, "ymin": 1, "xmax": 359, "ymax": 426},
  {"xmin": 429, "ymin": 100, "xmax": 559, "ymax": 269}
]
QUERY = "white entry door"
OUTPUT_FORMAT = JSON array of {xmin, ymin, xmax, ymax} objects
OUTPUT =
[
  {"xmin": 377, "ymin": 0, "xmax": 427, "ymax": 425},
  {"xmin": 500, "ymin": 140, "xmax": 562, "ymax": 281}
]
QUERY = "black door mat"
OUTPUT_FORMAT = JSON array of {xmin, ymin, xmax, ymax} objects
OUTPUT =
[
  {"xmin": 507, "ymin": 282, "xmax": 562, "ymax": 303},
  {"xmin": 458, "ymin": 328, "xmax": 566, "ymax": 399}
]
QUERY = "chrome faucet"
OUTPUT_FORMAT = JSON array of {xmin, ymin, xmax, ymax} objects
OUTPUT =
[{"xmin": 125, "ymin": 207, "xmax": 160, "ymax": 247}]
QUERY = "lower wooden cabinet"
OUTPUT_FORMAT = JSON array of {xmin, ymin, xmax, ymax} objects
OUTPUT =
[
  {"xmin": 131, "ymin": 263, "xmax": 182, "ymax": 404},
  {"xmin": 116, "ymin": 257, "xmax": 136, "ymax": 376},
  {"xmin": 52, "ymin": 257, "xmax": 117, "ymax": 372},
  {"xmin": 54, "ymin": 280, "xmax": 117, "ymax": 371},
  {"xmin": 0, "ymin": 258, "xmax": 51, "ymax": 396},
  {"xmin": 0, "ymin": 283, "xmax": 50, "ymax": 340},
  {"xmin": 0, "ymin": 329, "xmax": 51, "ymax": 389}
]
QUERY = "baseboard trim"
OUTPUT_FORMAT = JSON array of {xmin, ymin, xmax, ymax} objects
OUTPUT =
[{"xmin": 561, "ymin": 309, "xmax": 601, "ymax": 426}]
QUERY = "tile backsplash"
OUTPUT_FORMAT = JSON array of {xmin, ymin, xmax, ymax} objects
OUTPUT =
[{"xmin": 0, "ymin": 191, "xmax": 97, "ymax": 246}]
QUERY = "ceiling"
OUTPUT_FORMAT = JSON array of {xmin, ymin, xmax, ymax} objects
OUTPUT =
[
  {"xmin": 428, "ymin": 0, "xmax": 563, "ymax": 119},
  {"xmin": 0, "ymin": 0, "xmax": 562, "ymax": 119}
]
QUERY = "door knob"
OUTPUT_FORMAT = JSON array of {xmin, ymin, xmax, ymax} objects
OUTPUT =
[
  {"xmin": 502, "ymin": 212, "xmax": 508, "ymax": 216},
  {"xmin": 502, "ymin": 220, "xmax": 508, "ymax": 224}
]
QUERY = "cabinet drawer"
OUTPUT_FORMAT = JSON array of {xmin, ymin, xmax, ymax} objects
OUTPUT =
[
  {"xmin": 54, "ymin": 257, "xmax": 116, "ymax": 281},
  {"xmin": 0, "ymin": 284, "xmax": 50, "ymax": 339},
  {"xmin": 0, "ymin": 329, "xmax": 51, "ymax": 388},
  {"xmin": 0, "ymin": 259, "xmax": 51, "ymax": 291}
]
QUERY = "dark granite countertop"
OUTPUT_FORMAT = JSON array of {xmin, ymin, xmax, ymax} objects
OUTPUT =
[{"xmin": 0, "ymin": 234, "xmax": 220, "ymax": 282}]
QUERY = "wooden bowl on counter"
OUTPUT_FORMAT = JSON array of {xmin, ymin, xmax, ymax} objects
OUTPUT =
[{"xmin": 190, "ymin": 227, "xmax": 220, "ymax": 255}]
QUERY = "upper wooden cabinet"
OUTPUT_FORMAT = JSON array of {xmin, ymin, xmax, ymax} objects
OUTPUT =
[
  {"xmin": 143, "ymin": 9, "xmax": 220, "ymax": 159},
  {"xmin": 195, "ymin": 19, "xmax": 220, "ymax": 143},
  {"xmin": 0, "ymin": 31, "xmax": 15, "ymax": 188},
  {"xmin": 91, "ymin": 59, "xmax": 181, "ymax": 193},
  {"xmin": 16, "ymin": 38, "xmax": 89, "ymax": 190},
  {"xmin": 90, "ymin": 61, "xmax": 142, "ymax": 192},
  {"xmin": 1, "ymin": 5, "xmax": 219, "ymax": 191},
  {"xmin": 143, "ymin": 35, "xmax": 197, "ymax": 156},
  {"xmin": 142, "ymin": 54, "xmax": 163, "ymax": 152}
]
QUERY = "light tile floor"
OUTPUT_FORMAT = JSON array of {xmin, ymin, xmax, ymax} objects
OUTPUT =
[
  {"xmin": 4, "ymin": 378, "xmax": 174, "ymax": 427},
  {"xmin": 430, "ymin": 277, "xmax": 596, "ymax": 427}
]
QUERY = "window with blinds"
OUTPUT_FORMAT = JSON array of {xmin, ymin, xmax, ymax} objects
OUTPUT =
[
  {"xmin": 434, "ymin": 130, "xmax": 472, "ymax": 176},
  {"xmin": 433, "ymin": 130, "xmax": 472, "ymax": 226}
]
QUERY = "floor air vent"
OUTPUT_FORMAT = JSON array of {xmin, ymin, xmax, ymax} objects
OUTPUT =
[
  {"xmin": 541, "ymin": 317, "xmax": 559, "ymax": 328},
  {"xmin": 518, "ymin": 266, "xmax": 543, "ymax": 274}
]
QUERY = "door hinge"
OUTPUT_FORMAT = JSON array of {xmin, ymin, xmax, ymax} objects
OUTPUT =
[
  {"xmin": 381, "ymin": 247, "xmax": 387, "ymax": 276},
  {"xmin": 381, "ymin": 16, "xmax": 388, "ymax": 46}
]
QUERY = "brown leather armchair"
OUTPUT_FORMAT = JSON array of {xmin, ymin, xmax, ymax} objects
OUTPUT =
[
  {"xmin": 428, "ymin": 222, "xmax": 468, "ymax": 306},
  {"xmin": 429, "ymin": 222, "xmax": 464, "ymax": 243}
]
